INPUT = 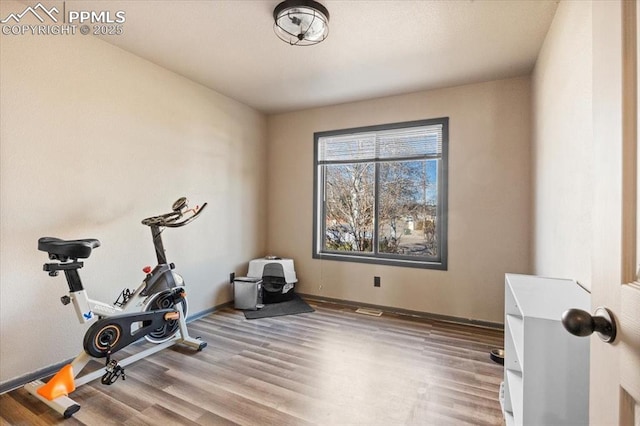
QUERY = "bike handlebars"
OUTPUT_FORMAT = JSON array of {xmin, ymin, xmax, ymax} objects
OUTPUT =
[{"xmin": 141, "ymin": 198, "xmax": 207, "ymax": 228}]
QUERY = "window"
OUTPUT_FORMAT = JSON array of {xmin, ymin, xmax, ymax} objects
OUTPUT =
[{"xmin": 313, "ymin": 118, "xmax": 448, "ymax": 269}]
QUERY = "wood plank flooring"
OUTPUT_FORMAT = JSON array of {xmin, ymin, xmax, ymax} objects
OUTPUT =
[{"xmin": 0, "ymin": 298, "xmax": 505, "ymax": 425}]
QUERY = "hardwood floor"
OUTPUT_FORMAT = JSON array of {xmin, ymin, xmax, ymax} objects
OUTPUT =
[{"xmin": 0, "ymin": 298, "xmax": 505, "ymax": 425}]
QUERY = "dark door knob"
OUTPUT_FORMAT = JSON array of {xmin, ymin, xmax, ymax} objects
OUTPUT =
[{"xmin": 561, "ymin": 307, "xmax": 617, "ymax": 343}]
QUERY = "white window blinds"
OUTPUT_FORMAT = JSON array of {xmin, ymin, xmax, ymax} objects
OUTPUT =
[{"xmin": 318, "ymin": 124, "xmax": 443, "ymax": 163}]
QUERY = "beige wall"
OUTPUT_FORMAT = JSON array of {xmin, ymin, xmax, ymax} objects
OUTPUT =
[
  {"xmin": 0, "ymin": 0, "xmax": 267, "ymax": 384},
  {"xmin": 267, "ymin": 77, "xmax": 532, "ymax": 323},
  {"xmin": 531, "ymin": 1, "xmax": 593, "ymax": 288}
]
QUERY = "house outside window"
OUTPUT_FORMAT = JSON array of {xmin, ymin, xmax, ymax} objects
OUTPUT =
[{"xmin": 313, "ymin": 118, "xmax": 449, "ymax": 270}]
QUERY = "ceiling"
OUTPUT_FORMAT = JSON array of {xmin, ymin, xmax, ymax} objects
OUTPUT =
[{"xmin": 43, "ymin": 0, "xmax": 559, "ymax": 114}]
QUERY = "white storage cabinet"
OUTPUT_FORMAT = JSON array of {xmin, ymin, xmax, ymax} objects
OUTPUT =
[{"xmin": 502, "ymin": 274, "xmax": 590, "ymax": 426}]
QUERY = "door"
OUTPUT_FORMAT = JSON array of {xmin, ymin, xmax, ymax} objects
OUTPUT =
[{"xmin": 590, "ymin": 1, "xmax": 640, "ymax": 424}]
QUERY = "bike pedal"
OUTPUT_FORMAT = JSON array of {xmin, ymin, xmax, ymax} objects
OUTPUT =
[
  {"xmin": 101, "ymin": 360, "xmax": 125, "ymax": 385},
  {"xmin": 164, "ymin": 311, "xmax": 180, "ymax": 321}
]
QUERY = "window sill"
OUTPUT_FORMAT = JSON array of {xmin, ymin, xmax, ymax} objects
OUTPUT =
[{"xmin": 313, "ymin": 252, "xmax": 447, "ymax": 270}]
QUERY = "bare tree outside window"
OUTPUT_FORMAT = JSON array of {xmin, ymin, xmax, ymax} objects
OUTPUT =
[{"xmin": 324, "ymin": 163, "xmax": 374, "ymax": 252}]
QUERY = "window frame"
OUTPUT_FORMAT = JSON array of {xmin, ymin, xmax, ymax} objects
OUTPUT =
[{"xmin": 313, "ymin": 117, "xmax": 449, "ymax": 270}]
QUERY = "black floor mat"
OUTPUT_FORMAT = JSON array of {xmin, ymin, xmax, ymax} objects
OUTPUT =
[{"xmin": 243, "ymin": 294, "xmax": 314, "ymax": 319}]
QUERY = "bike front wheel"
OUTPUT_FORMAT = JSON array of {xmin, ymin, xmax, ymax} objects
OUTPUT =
[{"xmin": 143, "ymin": 288, "xmax": 188, "ymax": 344}]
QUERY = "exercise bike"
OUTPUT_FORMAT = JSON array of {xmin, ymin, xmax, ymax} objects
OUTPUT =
[{"xmin": 24, "ymin": 197, "xmax": 208, "ymax": 418}]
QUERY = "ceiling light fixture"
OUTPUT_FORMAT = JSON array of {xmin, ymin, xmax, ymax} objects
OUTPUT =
[{"xmin": 273, "ymin": 0, "xmax": 330, "ymax": 46}]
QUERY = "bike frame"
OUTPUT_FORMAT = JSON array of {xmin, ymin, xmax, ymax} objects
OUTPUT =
[
  {"xmin": 68, "ymin": 272, "xmax": 185, "ymax": 323},
  {"xmin": 62, "ymin": 221, "xmax": 187, "ymax": 324}
]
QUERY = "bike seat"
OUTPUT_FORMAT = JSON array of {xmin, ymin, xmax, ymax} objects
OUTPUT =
[{"xmin": 38, "ymin": 237, "xmax": 101, "ymax": 261}]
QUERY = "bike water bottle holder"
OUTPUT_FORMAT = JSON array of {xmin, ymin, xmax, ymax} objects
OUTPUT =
[{"xmin": 113, "ymin": 288, "xmax": 133, "ymax": 308}]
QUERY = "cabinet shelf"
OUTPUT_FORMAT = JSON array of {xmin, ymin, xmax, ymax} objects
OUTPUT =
[
  {"xmin": 504, "ymin": 410, "xmax": 515, "ymax": 426},
  {"xmin": 506, "ymin": 369, "xmax": 523, "ymax": 426},
  {"xmin": 506, "ymin": 314, "xmax": 524, "ymax": 371}
]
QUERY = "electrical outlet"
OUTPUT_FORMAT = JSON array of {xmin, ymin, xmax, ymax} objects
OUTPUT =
[
  {"xmin": 374, "ymin": 276, "xmax": 381, "ymax": 287},
  {"xmin": 230, "ymin": 272, "xmax": 235, "ymax": 284}
]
